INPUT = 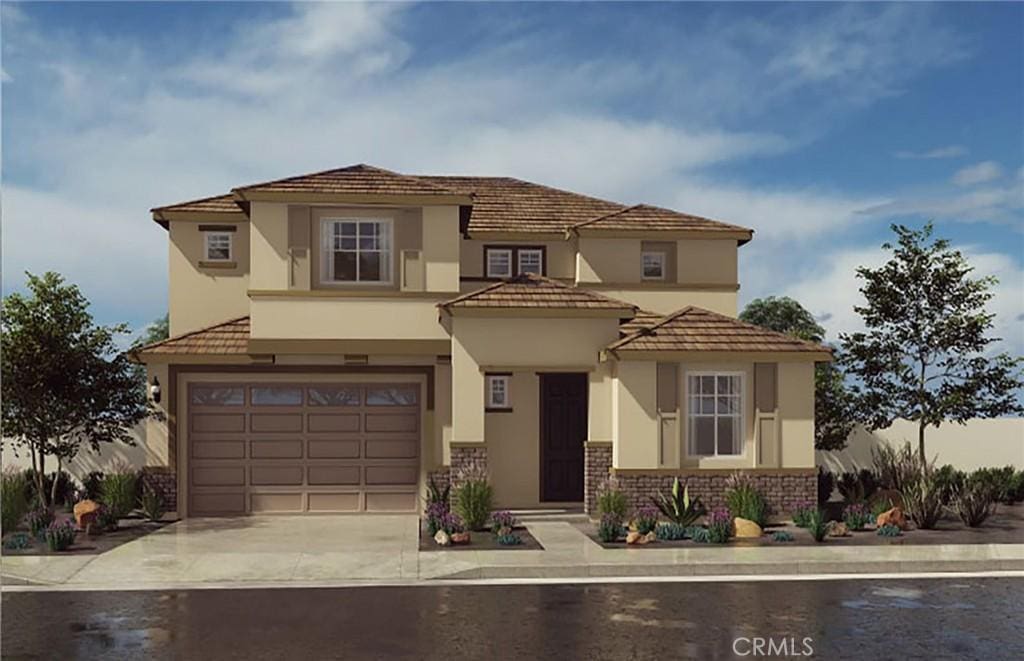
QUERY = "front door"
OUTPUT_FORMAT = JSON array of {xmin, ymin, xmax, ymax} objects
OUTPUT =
[{"xmin": 539, "ymin": 373, "xmax": 588, "ymax": 502}]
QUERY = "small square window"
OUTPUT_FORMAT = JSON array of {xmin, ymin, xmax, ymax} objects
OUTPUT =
[
  {"xmin": 205, "ymin": 232, "xmax": 233, "ymax": 261},
  {"xmin": 517, "ymin": 249, "xmax": 543, "ymax": 275},
  {"xmin": 486, "ymin": 249, "xmax": 512, "ymax": 278},
  {"xmin": 642, "ymin": 251, "xmax": 665, "ymax": 280},
  {"xmin": 486, "ymin": 374, "xmax": 511, "ymax": 409}
]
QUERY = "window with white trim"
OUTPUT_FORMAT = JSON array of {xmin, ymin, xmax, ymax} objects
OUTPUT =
[
  {"xmin": 642, "ymin": 251, "xmax": 665, "ymax": 280},
  {"xmin": 486, "ymin": 249, "xmax": 513, "ymax": 278},
  {"xmin": 517, "ymin": 249, "xmax": 543, "ymax": 275},
  {"xmin": 486, "ymin": 374, "xmax": 511, "ymax": 409},
  {"xmin": 688, "ymin": 373, "xmax": 743, "ymax": 456},
  {"xmin": 321, "ymin": 219, "xmax": 392, "ymax": 283},
  {"xmin": 204, "ymin": 232, "xmax": 233, "ymax": 261}
]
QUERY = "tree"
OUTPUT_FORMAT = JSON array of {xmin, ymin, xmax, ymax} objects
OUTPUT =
[
  {"xmin": 1, "ymin": 272, "xmax": 157, "ymax": 506},
  {"xmin": 740, "ymin": 296, "xmax": 857, "ymax": 451},
  {"xmin": 840, "ymin": 223, "xmax": 1023, "ymax": 464},
  {"xmin": 137, "ymin": 314, "xmax": 169, "ymax": 346}
]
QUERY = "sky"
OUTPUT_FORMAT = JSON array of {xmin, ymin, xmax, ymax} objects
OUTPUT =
[{"xmin": 2, "ymin": 1, "xmax": 1022, "ymax": 357}]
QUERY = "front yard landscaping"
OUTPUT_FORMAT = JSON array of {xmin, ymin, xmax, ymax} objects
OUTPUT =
[{"xmin": 2, "ymin": 512, "xmax": 169, "ymax": 556}]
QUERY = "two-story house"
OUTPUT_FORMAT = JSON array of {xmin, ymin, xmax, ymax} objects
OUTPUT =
[{"xmin": 135, "ymin": 164, "xmax": 828, "ymax": 518}]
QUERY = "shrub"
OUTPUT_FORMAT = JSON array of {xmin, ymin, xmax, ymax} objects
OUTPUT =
[
  {"xmin": 837, "ymin": 469, "xmax": 881, "ymax": 504},
  {"xmin": 632, "ymin": 505, "xmax": 659, "ymax": 535},
  {"xmin": 83, "ymin": 471, "xmax": 105, "ymax": 501},
  {"xmin": 424, "ymin": 501, "xmax": 450, "ymax": 537},
  {"xmin": 971, "ymin": 466, "xmax": 1017, "ymax": 505},
  {"xmin": 902, "ymin": 473, "xmax": 943, "ymax": 530},
  {"xmin": 437, "ymin": 511, "xmax": 464, "ymax": 536},
  {"xmin": 792, "ymin": 501, "xmax": 816, "ymax": 528},
  {"xmin": 706, "ymin": 508, "xmax": 733, "ymax": 544},
  {"xmin": 453, "ymin": 473, "xmax": 494, "ymax": 531},
  {"xmin": 21, "ymin": 469, "xmax": 78, "ymax": 508},
  {"xmin": 598, "ymin": 513, "xmax": 624, "ymax": 543},
  {"xmin": 490, "ymin": 510, "xmax": 517, "ymax": 535},
  {"xmin": 97, "ymin": 506, "xmax": 119, "ymax": 532},
  {"xmin": 2, "ymin": 532, "xmax": 32, "ymax": 550},
  {"xmin": 496, "ymin": 533, "xmax": 522, "ymax": 546},
  {"xmin": 950, "ymin": 479, "xmax": 997, "ymax": 527},
  {"xmin": 772, "ymin": 531, "xmax": 795, "ymax": 543},
  {"xmin": 655, "ymin": 522, "xmax": 688, "ymax": 541},
  {"xmin": 872, "ymin": 443, "xmax": 928, "ymax": 494},
  {"xmin": 689, "ymin": 527, "xmax": 711, "ymax": 544},
  {"xmin": 932, "ymin": 464, "xmax": 965, "ymax": 505},
  {"xmin": 650, "ymin": 478, "xmax": 706, "ymax": 526},
  {"xmin": 724, "ymin": 473, "xmax": 768, "ymax": 527},
  {"xmin": 99, "ymin": 463, "xmax": 138, "ymax": 521},
  {"xmin": 44, "ymin": 520, "xmax": 76, "ymax": 552},
  {"xmin": 817, "ymin": 468, "xmax": 835, "ymax": 504},
  {"xmin": 596, "ymin": 479, "xmax": 629, "ymax": 519},
  {"xmin": 139, "ymin": 486, "xmax": 165, "ymax": 523},
  {"xmin": 842, "ymin": 503, "xmax": 872, "ymax": 531},
  {"xmin": 870, "ymin": 494, "xmax": 896, "ymax": 518},
  {"xmin": 2, "ymin": 466, "xmax": 29, "ymax": 533},
  {"xmin": 807, "ymin": 509, "xmax": 828, "ymax": 543},
  {"xmin": 1012, "ymin": 470, "xmax": 1024, "ymax": 503},
  {"xmin": 425, "ymin": 474, "xmax": 450, "ymax": 509},
  {"xmin": 877, "ymin": 523, "xmax": 902, "ymax": 537},
  {"xmin": 26, "ymin": 506, "xmax": 55, "ymax": 538}
]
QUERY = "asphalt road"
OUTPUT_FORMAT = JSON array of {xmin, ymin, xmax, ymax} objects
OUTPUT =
[{"xmin": 2, "ymin": 577, "xmax": 1022, "ymax": 660}]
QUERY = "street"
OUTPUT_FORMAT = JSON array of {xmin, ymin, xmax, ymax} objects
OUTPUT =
[{"xmin": 2, "ymin": 577, "xmax": 1022, "ymax": 660}]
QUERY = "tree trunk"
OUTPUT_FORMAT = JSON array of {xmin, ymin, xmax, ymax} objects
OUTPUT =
[
  {"xmin": 918, "ymin": 421, "xmax": 927, "ymax": 470},
  {"xmin": 34, "ymin": 447, "xmax": 49, "ymax": 508},
  {"xmin": 50, "ymin": 457, "xmax": 63, "ymax": 507}
]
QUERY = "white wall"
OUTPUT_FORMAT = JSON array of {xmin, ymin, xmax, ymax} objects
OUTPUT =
[
  {"xmin": 818, "ymin": 418, "xmax": 1024, "ymax": 473},
  {"xmin": 2, "ymin": 422, "xmax": 152, "ymax": 482}
]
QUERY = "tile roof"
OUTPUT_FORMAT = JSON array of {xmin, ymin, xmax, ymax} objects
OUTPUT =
[
  {"xmin": 618, "ymin": 309, "xmax": 663, "ymax": 336},
  {"xmin": 134, "ymin": 317, "xmax": 250, "ymax": 356},
  {"xmin": 234, "ymin": 164, "xmax": 459, "ymax": 197},
  {"xmin": 607, "ymin": 307, "xmax": 832, "ymax": 355},
  {"xmin": 440, "ymin": 273, "xmax": 636, "ymax": 311},
  {"xmin": 151, "ymin": 194, "xmax": 243, "ymax": 214},
  {"xmin": 571, "ymin": 203, "xmax": 750, "ymax": 234}
]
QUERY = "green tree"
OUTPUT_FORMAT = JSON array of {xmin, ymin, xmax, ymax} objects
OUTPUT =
[
  {"xmin": 137, "ymin": 314, "xmax": 169, "ymax": 346},
  {"xmin": 840, "ymin": 223, "xmax": 1023, "ymax": 463},
  {"xmin": 1, "ymin": 272, "xmax": 157, "ymax": 506},
  {"xmin": 740, "ymin": 296, "xmax": 857, "ymax": 451}
]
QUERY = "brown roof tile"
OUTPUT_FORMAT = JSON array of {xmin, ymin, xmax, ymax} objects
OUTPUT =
[
  {"xmin": 607, "ymin": 307, "xmax": 831, "ymax": 355},
  {"xmin": 234, "ymin": 164, "xmax": 459, "ymax": 196},
  {"xmin": 440, "ymin": 273, "xmax": 636, "ymax": 311},
  {"xmin": 135, "ymin": 316, "xmax": 250, "ymax": 356},
  {"xmin": 572, "ymin": 203, "xmax": 750, "ymax": 235},
  {"xmin": 618, "ymin": 309, "xmax": 663, "ymax": 336},
  {"xmin": 151, "ymin": 193, "xmax": 242, "ymax": 214}
]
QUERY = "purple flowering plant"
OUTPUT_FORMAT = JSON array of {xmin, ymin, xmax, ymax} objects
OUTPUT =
[
  {"xmin": 633, "ymin": 504, "xmax": 659, "ymax": 535},
  {"xmin": 707, "ymin": 507, "xmax": 733, "ymax": 544},
  {"xmin": 490, "ymin": 509, "xmax": 517, "ymax": 534}
]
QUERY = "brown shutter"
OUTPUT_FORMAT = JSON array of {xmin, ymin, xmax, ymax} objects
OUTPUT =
[
  {"xmin": 755, "ymin": 363, "xmax": 777, "ymax": 412},
  {"xmin": 287, "ymin": 206, "xmax": 310, "ymax": 249},
  {"xmin": 656, "ymin": 363, "xmax": 678, "ymax": 413}
]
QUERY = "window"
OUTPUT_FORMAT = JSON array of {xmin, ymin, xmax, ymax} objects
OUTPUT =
[
  {"xmin": 486, "ymin": 374, "xmax": 511, "ymax": 409},
  {"xmin": 308, "ymin": 386, "xmax": 361, "ymax": 407},
  {"xmin": 205, "ymin": 232, "xmax": 233, "ymax": 261},
  {"xmin": 322, "ymin": 219, "xmax": 392, "ymax": 283},
  {"xmin": 251, "ymin": 386, "xmax": 303, "ymax": 406},
  {"xmin": 642, "ymin": 251, "xmax": 665, "ymax": 280},
  {"xmin": 486, "ymin": 249, "xmax": 512, "ymax": 278},
  {"xmin": 688, "ymin": 373, "xmax": 742, "ymax": 456},
  {"xmin": 366, "ymin": 387, "xmax": 418, "ymax": 406},
  {"xmin": 517, "ymin": 249, "xmax": 543, "ymax": 275},
  {"xmin": 190, "ymin": 386, "xmax": 244, "ymax": 406}
]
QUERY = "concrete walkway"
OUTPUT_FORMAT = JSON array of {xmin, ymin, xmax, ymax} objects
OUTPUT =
[{"xmin": 3, "ymin": 518, "xmax": 1023, "ymax": 589}]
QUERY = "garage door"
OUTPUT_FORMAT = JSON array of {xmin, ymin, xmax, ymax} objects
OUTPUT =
[{"xmin": 187, "ymin": 382, "xmax": 420, "ymax": 515}]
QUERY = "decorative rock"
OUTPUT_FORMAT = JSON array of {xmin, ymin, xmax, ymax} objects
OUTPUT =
[
  {"xmin": 876, "ymin": 507, "xmax": 908, "ymax": 531},
  {"xmin": 626, "ymin": 531, "xmax": 643, "ymax": 545},
  {"xmin": 434, "ymin": 530, "xmax": 451, "ymax": 546},
  {"xmin": 497, "ymin": 526, "xmax": 512, "ymax": 537},
  {"xmin": 733, "ymin": 517, "xmax": 763, "ymax": 538},
  {"xmin": 73, "ymin": 500, "xmax": 101, "ymax": 533},
  {"xmin": 827, "ymin": 521, "xmax": 849, "ymax": 537},
  {"xmin": 642, "ymin": 531, "xmax": 656, "ymax": 544},
  {"xmin": 451, "ymin": 531, "xmax": 471, "ymax": 545}
]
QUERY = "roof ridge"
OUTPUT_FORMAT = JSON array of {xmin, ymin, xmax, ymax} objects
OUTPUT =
[
  {"xmin": 438, "ymin": 272, "xmax": 637, "ymax": 310},
  {"xmin": 133, "ymin": 315, "xmax": 250, "ymax": 354},
  {"xmin": 232, "ymin": 164, "xmax": 459, "ymax": 195}
]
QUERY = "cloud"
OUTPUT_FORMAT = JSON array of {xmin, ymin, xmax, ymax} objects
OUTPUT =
[
  {"xmin": 894, "ymin": 145, "xmax": 968, "ymax": 160},
  {"xmin": 952, "ymin": 161, "xmax": 1004, "ymax": 186},
  {"xmin": 856, "ymin": 178, "xmax": 1023, "ymax": 225}
]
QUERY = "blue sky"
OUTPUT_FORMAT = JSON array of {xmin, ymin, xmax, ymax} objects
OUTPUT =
[{"xmin": 2, "ymin": 1, "xmax": 1022, "ymax": 356}]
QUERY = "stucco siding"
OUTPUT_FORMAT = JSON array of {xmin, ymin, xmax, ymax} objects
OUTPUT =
[
  {"xmin": 168, "ymin": 221, "xmax": 250, "ymax": 336},
  {"xmin": 485, "ymin": 371, "xmax": 542, "ymax": 507}
]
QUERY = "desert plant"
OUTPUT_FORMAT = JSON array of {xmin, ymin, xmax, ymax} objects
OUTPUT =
[
  {"xmin": 424, "ymin": 501, "xmax": 450, "ymax": 537},
  {"xmin": 971, "ymin": 466, "xmax": 1017, "ymax": 505},
  {"xmin": 870, "ymin": 493, "xmax": 897, "ymax": 518},
  {"xmin": 902, "ymin": 473, "xmax": 944, "ymax": 530},
  {"xmin": 597, "ymin": 513, "xmax": 624, "ymax": 543},
  {"xmin": 932, "ymin": 464, "xmax": 965, "ymax": 505},
  {"xmin": 44, "ymin": 520, "xmax": 76, "ymax": 551},
  {"xmin": 490, "ymin": 509, "xmax": 517, "ymax": 535},
  {"xmin": 83, "ymin": 471, "xmax": 105, "ymax": 501},
  {"xmin": 792, "ymin": 501, "xmax": 816, "ymax": 528},
  {"xmin": 596, "ymin": 479, "xmax": 629, "ymax": 519},
  {"xmin": 655, "ymin": 522, "xmax": 688, "ymax": 541},
  {"xmin": 138, "ymin": 485, "xmax": 165, "ymax": 523},
  {"xmin": 772, "ymin": 531, "xmax": 795, "ymax": 543},
  {"xmin": 807, "ymin": 509, "xmax": 828, "ymax": 542},
  {"xmin": 836, "ymin": 469, "xmax": 881, "ymax": 503},
  {"xmin": 496, "ymin": 532, "xmax": 522, "ymax": 546},
  {"xmin": 99, "ymin": 462, "xmax": 138, "ymax": 521},
  {"xmin": 842, "ymin": 503, "xmax": 872, "ymax": 531},
  {"xmin": 1012, "ymin": 470, "xmax": 1024, "ymax": 503},
  {"xmin": 2, "ymin": 532, "xmax": 32, "ymax": 550},
  {"xmin": 425, "ymin": 474, "xmax": 451, "ymax": 509},
  {"xmin": 22, "ymin": 469, "xmax": 78, "ymax": 508},
  {"xmin": 25, "ymin": 506, "xmax": 55, "ymax": 538},
  {"xmin": 437, "ymin": 511, "xmax": 464, "ymax": 536},
  {"xmin": 817, "ymin": 468, "xmax": 835, "ymax": 504},
  {"xmin": 877, "ymin": 523, "xmax": 902, "ymax": 537},
  {"xmin": 632, "ymin": 505, "xmax": 659, "ymax": 535},
  {"xmin": 97, "ymin": 505, "xmax": 119, "ymax": 532},
  {"xmin": 725, "ymin": 474, "xmax": 768, "ymax": 527},
  {"xmin": 689, "ymin": 527, "xmax": 712, "ymax": 544},
  {"xmin": 650, "ymin": 478, "xmax": 706, "ymax": 526},
  {"xmin": 706, "ymin": 508, "xmax": 733, "ymax": 544},
  {"xmin": 950, "ymin": 479, "xmax": 997, "ymax": 527},
  {"xmin": 453, "ymin": 473, "xmax": 494, "ymax": 532},
  {"xmin": 2, "ymin": 466, "xmax": 29, "ymax": 533},
  {"xmin": 872, "ymin": 442, "xmax": 932, "ymax": 494}
]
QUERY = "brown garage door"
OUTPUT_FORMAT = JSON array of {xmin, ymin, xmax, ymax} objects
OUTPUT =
[{"xmin": 187, "ymin": 382, "xmax": 420, "ymax": 515}]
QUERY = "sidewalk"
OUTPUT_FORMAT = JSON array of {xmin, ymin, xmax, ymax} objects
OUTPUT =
[{"xmin": 3, "ymin": 520, "xmax": 1022, "ymax": 590}]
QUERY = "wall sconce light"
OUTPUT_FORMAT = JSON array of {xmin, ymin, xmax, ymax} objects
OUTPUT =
[{"xmin": 150, "ymin": 376, "xmax": 162, "ymax": 403}]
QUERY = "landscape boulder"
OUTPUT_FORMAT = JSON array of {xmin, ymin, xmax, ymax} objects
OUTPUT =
[
  {"xmin": 876, "ymin": 507, "xmax": 908, "ymax": 531},
  {"xmin": 73, "ymin": 500, "xmax": 101, "ymax": 533},
  {"xmin": 626, "ymin": 531, "xmax": 643, "ymax": 545},
  {"xmin": 434, "ymin": 530, "xmax": 451, "ymax": 546},
  {"xmin": 733, "ymin": 517, "xmax": 763, "ymax": 538},
  {"xmin": 827, "ymin": 521, "xmax": 850, "ymax": 537},
  {"xmin": 451, "ymin": 531, "xmax": 471, "ymax": 545}
]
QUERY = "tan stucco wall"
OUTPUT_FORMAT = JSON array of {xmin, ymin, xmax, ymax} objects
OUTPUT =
[
  {"xmin": 422, "ymin": 206, "xmax": 462, "ymax": 292},
  {"xmin": 168, "ymin": 221, "xmax": 250, "ymax": 336},
  {"xmin": 577, "ymin": 238, "xmax": 641, "ymax": 283},
  {"xmin": 577, "ymin": 238, "xmax": 738, "ymax": 287},
  {"xmin": 588, "ymin": 362, "xmax": 614, "ymax": 443},
  {"xmin": 250, "ymin": 297, "xmax": 449, "ymax": 341},
  {"xmin": 594, "ymin": 288, "xmax": 737, "ymax": 316},
  {"xmin": 485, "ymin": 371, "xmax": 542, "ymax": 507},
  {"xmin": 460, "ymin": 239, "xmax": 575, "ymax": 279},
  {"xmin": 777, "ymin": 362, "xmax": 815, "ymax": 468},
  {"xmin": 249, "ymin": 202, "xmax": 290, "ymax": 291},
  {"xmin": 612, "ymin": 361, "xmax": 659, "ymax": 469},
  {"xmin": 677, "ymin": 239, "xmax": 737, "ymax": 285}
]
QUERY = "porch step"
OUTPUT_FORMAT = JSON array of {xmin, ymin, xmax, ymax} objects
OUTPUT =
[{"xmin": 512, "ymin": 508, "xmax": 588, "ymax": 523}]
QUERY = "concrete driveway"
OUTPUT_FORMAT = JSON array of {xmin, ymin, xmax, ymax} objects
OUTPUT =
[{"xmin": 3, "ymin": 515, "xmax": 421, "ymax": 587}]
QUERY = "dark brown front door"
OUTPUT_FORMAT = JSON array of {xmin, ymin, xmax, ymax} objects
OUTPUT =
[{"xmin": 540, "ymin": 373, "xmax": 588, "ymax": 502}]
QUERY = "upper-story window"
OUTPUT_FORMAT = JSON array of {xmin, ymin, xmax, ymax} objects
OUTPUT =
[
  {"xmin": 204, "ymin": 232, "xmax": 233, "ymax": 261},
  {"xmin": 641, "ymin": 250, "xmax": 665, "ymax": 280},
  {"xmin": 485, "ymin": 246, "xmax": 545, "ymax": 278},
  {"xmin": 321, "ymin": 218, "xmax": 392, "ymax": 284}
]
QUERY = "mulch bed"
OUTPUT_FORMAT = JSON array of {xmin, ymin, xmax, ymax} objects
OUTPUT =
[
  {"xmin": 578, "ymin": 503, "xmax": 1024, "ymax": 549},
  {"xmin": 1, "ymin": 512, "xmax": 172, "ymax": 556},
  {"xmin": 418, "ymin": 525, "xmax": 544, "ymax": 552}
]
